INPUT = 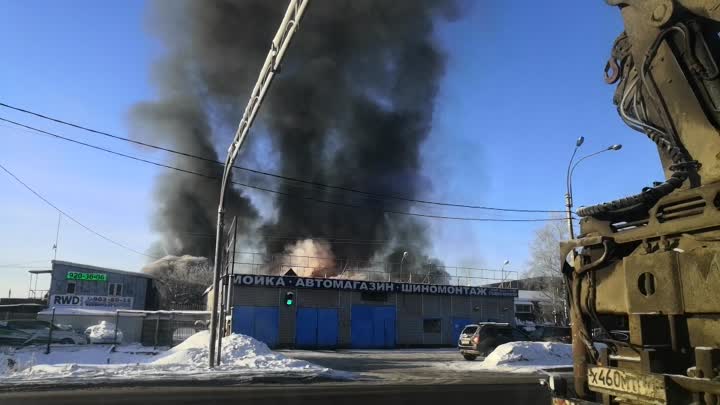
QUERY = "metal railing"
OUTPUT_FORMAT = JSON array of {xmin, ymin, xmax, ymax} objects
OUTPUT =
[{"xmin": 229, "ymin": 251, "xmax": 518, "ymax": 287}]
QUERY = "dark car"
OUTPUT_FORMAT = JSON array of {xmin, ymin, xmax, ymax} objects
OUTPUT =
[
  {"xmin": 530, "ymin": 326, "xmax": 571, "ymax": 343},
  {"xmin": 457, "ymin": 322, "xmax": 531, "ymax": 361}
]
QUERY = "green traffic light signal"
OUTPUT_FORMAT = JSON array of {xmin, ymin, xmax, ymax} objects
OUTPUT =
[{"xmin": 285, "ymin": 292, "xmax": 295, "ymax": 306}]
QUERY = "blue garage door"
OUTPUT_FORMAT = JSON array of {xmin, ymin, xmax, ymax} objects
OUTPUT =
[
  {"xmin": 317, "ymin": 308, "xmax": 339, "ymax": 347},
  {"xmin": 296, "ymin": 308, "xmax": 339, "ymax": 348},
  {"xmin": 232, "ymin": 306, "xmax": 279, "ymax": 348},
  {"xmin": 452, "ymin": 317, "xmax": 473, "ymax": 343},
  {"xmin": 351, "ymin": 305, "xmax": 396, "ymax": 348}
]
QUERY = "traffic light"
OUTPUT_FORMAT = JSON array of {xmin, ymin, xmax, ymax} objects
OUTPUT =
[{"xmin": 285, "ymin": 291, "xmax": 295, "ymax": 306}]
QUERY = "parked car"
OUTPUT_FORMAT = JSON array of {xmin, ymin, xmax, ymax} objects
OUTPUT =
[
  {"xmin": 85, "ymin": 321, "xmax": 124, "ymax": 344},
  {"xmin": 457, "ymin": 322, "xmax": 531, "ymax": 361},
  {"xmin": 5, "ymin": 319, "xmax": 87, "ymax": 344},
  {"xmin": 0, "ymin": 321, "xmax": 34, "ymax": 346},
  {"xmin": 530, "ymin": 326, "xmax": 571, "ymax": 343}
]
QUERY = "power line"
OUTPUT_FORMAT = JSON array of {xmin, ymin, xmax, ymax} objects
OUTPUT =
[
  {"xmin": 0, "ymin": 161, "xmax": 157, "ymax": 259},
  {"xmin": 0, "ymin": 117, "xmax": 568, "ymax": 223},
  {"xmin": 0, "ymin": 101, "xmax": 564, "ymax": 213}
]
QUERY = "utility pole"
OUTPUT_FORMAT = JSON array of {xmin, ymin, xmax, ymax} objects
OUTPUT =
[
  {"xmin": 564, "ymin": 139, "xmax": 622, "ymax": 325},
  {"xmin": 53, "ymin": 212, "xmax": 62, "ymax": 260},
  {"xmin": 208, "ymin": 0, "xmax": 311, "ymax": 368}
]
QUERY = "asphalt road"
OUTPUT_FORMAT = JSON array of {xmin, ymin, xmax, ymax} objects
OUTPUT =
[
  {"xmin": 278, "ymin": 348, "xmax": 544, "ymax": 383},
  {"xmin": 0, "ymin": 381, "xmax": 551, "ymax": 405},
  {"xmin": 0, "ymin": 349, "xmax": 552, "ymax": 404}
]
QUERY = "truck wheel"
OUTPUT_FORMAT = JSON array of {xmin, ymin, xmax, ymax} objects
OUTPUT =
[{"xmin": 463, "ymin": 354, "xmax": 477, "ymax": 361}]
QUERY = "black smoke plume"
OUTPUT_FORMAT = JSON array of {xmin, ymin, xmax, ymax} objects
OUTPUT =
[{"xmin": 134, "ymin": 0, "xmax": 458, "ymax": 283}]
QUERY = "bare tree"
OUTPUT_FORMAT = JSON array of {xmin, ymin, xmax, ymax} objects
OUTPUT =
[
  {"xmin": 526, "ymin": 217, "xmax": 568, "ymax": 325},
  {"xmin": 143, "ymin": 256, "xmax": 213, "ymax": 310}
]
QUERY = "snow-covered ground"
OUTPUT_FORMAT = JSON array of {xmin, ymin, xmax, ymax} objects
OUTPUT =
[
  {"xmin": 436, "ymin": 342, "xmax": 573, "ymax": 373},
  {"xmin": 0, "ymin": 331, "xmax": 350, "ymax": 386}
]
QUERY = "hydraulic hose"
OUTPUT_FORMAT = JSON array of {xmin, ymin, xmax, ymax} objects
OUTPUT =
[{"xmin": 577, "ymin": 25, "xmax": 698, "ymax": 219}]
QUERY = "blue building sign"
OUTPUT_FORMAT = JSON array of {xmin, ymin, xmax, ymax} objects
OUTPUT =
[{"xmin": 233, "ymin": 274, "xmax": 518, "ymax": 298}]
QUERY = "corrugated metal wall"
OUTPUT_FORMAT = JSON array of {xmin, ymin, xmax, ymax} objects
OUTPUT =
[
  {"xmin": 231, "ymin": 285, "xmax": 515, "ymax": 348},
  {"xmin": 50, "ymin": 262, "xmax": 149, "ymax": 310}
]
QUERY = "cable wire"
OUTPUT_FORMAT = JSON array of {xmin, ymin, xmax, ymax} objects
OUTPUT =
[
  {"xmin": 0, "ymin": 161, "xmax": 157, "ymax": 259},
  {"xmin": 0, "ymin": 118, "xmax": 568, "ymax": 223},
  {"xmin": 0, "ymin": 101, "xmax": 564, "ymax": 214}
]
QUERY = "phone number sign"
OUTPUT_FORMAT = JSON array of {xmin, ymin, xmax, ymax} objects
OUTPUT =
[
  {"xmin": 66, "ymin": 272, "xmax": 107, "ymax": 281},
  {"xmin": 51, "ymin": 294, "xmax": 133, "ymax": 309}
]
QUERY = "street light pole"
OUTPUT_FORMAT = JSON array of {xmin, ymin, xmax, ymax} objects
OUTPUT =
[
  {"xmin": 565, "ymin": 136, "xmax": 584, "ymax": 239},
  {"xmin": 500, "ymin": 259, "xmax": 510, "ymax": 288},
  {"xmin": 207, "ymin": 0, "xmax": 311, "ymax": 368},
  {"xmin": 566, "ymin": 143, "xmax": 623, "ymax": 237},
  {"xmin": 400, "ymin": 251, "xmax": 409, "ymax": 282},
  {"xmin": 563, "ymin": 140, "xmax": 622, "ymax": 325}
]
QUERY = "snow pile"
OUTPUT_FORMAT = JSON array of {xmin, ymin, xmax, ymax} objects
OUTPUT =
[
  {"xmin": 0, "ymin": 332, "xmax": 346, "ymax": 385},
  {"xmin": 3, "ymin": 344, "xmax": 156, "ymax": 376},
  {"xmin": 85, "ymin": 321, "xmax": 123, "ymax": 344},
  {"xmin": 151, "ymin": 331, "xmax": 316, "ymax": 371},
  {"xmin": 436, "ymin": 342, "xmax": 573, "ymax": 374},
  {"xmin": 481, "ymin": 342, "xmax": 572, "ymax": 369}
]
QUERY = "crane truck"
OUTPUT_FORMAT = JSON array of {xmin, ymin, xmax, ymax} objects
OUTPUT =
[{"xmin": 546, "ymin": 1, "xmax": 720, "ymax": 404}]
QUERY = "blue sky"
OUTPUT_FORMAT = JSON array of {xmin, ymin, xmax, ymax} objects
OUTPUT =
[{"xmin": 0, "ymin": 1, "xmax": 663, "ymax": 297}]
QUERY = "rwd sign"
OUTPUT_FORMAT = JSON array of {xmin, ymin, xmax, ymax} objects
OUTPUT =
[
  {"xmin": 51, "ymin": 294, "xmax": 133, "ymax": 309},
  {"xmin": 52, "ymin": 295, "xmax": 82, "ymax": 306}
]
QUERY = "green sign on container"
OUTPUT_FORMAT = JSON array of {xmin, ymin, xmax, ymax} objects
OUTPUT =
[{"xmin": 66, "ymin": 272, "xmax": 107, "ymax": 281}]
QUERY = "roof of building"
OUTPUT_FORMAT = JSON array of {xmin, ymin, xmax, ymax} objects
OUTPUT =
[
  {"xmin": 517, "ymin": 290, "xmax": 553, "ymax": 302},
  {"xmin": 51, "ymin": 260, "xmax": 154, "ymax": 279},
  {"xmin": 484, "ymin": 276, "xmax": 560, "ymax": 290}
]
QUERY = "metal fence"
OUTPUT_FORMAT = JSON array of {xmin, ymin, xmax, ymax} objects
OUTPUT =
[
  {"xmin": 115, "ymin": 310, "xmax": 210, "ymax": 348},
  {"xmin": 229, "ymin": 251, "xmax": 518, "ymax": 286}
]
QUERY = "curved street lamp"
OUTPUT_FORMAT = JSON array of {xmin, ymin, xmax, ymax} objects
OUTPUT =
[
  {"xmin": 500, "ymin": 259, "xmax": 510, "ymax": 288},
  {"xmin": 568, "ymin": 144, "xmax": 622, "ymax": 209},
  {"xmin": 207, "ymin": 0, "xmax": 311, "ymax": 368},
  {"xmin": 564, "ymin": 137, "xmax": 584, "ymax": 239},
  {"xmin": 562, "ymin": 141, "xmax": 621, "ymax": 326},
  {"xmin": 565, "ymin": 141, "xmax": 622, "ymax": 239}
]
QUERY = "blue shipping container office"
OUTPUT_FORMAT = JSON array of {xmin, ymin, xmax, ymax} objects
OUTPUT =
[
  {"xmin": 351, "ymin": 305, "xmax": 396, "ymax": 348},
  {"xmin": 295, "ymin": 308, "xmax": 339, "ymax": 348}
]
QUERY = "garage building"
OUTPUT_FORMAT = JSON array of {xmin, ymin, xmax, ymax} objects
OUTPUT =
[{"xmin": 227, "ymin": 273, "xmax": 517, "ymax": 349}]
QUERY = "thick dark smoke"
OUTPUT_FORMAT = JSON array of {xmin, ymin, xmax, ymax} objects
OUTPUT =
[{"xmin": 135, "ymin": 0, "xmax": 458, "ymax": 282}]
